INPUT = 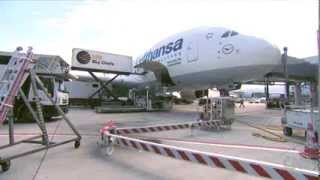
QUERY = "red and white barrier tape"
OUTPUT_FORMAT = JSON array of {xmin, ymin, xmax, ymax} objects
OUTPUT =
[
  {"xmin": 100, "ymin": 121, "xmax": 319, "ymax": 179},
  {"xmin": 104, "ymin": 132, "xmax": 318, "ymax": 180},
  {"xmin": 114, "ymin": 120, "xmax": 219, "ymax": 135},
  {"xmin": 131, "ymin": 135, "xmax": 301, "ymax": 154}
]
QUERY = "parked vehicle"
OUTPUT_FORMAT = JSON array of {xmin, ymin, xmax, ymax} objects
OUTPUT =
[
  {"xmin": 248, "ymin": 98, "xmax": 260, "ymax": 103},
  {"xmin": 0, "ymin": 51, "xmax": 71, "ymax": 122}
]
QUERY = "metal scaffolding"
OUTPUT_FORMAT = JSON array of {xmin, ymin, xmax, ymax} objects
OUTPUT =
[{"xmin": 0, "ymin": 47, "xmax": 81, "ymax": 172}]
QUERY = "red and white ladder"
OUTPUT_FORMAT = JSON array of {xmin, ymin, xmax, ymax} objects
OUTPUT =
[{"xmin": 0, "ymin": 47, "xmax": 34, "ymax": 123}]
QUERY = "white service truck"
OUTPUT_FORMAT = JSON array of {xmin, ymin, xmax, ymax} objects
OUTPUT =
[
  {"xmin": 282, "ymin": 106, "xmax": 319, "ymax": 142},
  {"xmin": 0, "ymin": 51, "xmax": 71, "ymax": 122},
  {"xmin": 64, "ymin": 80, "xmax": 101, "ymax": 106}
]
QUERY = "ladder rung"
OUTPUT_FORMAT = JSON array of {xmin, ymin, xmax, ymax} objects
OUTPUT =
[
  {"xmin": 6, "ymin": 68, "xmax": 18, "ymax": 71},
  {"xmin": 1, "ymin": 103, "xmax": 13, "ymax": 108}
]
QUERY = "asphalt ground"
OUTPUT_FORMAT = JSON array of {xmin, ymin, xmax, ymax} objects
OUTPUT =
[{"xmin": 0, "ymin": 102, "xmax": 318, "ymax": 180}]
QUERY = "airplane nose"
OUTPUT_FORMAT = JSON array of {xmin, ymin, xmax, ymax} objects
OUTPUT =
[
  {"xmin": 231, "ymin": 36, "xmax": 282, "ymax": 80},
  {"xmin": 261, "ymin": 45, "xmax": 281, "ymax": 64},
  {"xmin": 249, "ymin": 38, "xmax": 282, "ymax": 66}
]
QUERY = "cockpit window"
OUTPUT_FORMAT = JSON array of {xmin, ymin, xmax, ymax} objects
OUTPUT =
[
  {"xmin": 221, "ymin": 31, "xmax": 230, "ymax": 38},
  {"xmin": 230, "ymin": 31, "xmax": 239, "ymax": 36},
  {"xmin": 221, "ymin": 30, "xmax": 239, "ymax": 38}
]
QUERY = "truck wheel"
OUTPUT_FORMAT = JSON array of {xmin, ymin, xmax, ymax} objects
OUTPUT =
[
  {"xmin": 43, "ymin": 114, "xmax": 53, "ymax": 122},
  {"xmin": 283, "ymin": 127, "xmax": 292, "ymax": 136},
  {"xmin": 74, "ymin": 140, "xmax": 80, "ymax": 149},
  {"xmin": 17, "ymin": 106, "xmax": 33, "ymax": 123},
  {"xmin": 63, "ymin": 107, "xmax": 69, "ymax": 114},
  {"xmin": 1, "ymin": 160, "xmax": 10, "ymax": 172}
]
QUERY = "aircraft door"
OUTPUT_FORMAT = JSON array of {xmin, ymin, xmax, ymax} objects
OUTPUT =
[{"xmin": 186, "ymin": 40, "xmax": 199, "ymax": 63}]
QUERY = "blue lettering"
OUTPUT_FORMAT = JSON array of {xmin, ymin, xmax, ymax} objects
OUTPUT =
[
  {"xmin": 165, "ymin": 42, "xmax": 173, "ymax": 54},
  {"xmin": 159, "ymin": 46, "xmax": 166, "ymax": 56},
  {"xmin": 139, "ymin": 38, "xmax": 184, "ymax": 63},
  {"xmin": 173, "ymin": 38, "xmax": 183, "ymax": 51}
]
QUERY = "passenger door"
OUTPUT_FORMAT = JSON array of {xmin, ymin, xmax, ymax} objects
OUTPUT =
[{"xmin": 186, "ymin": 40, "xmax": 199, "ymax": 63}]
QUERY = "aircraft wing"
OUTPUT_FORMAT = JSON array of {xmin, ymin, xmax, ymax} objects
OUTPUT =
[
  {"xmin": 270, "ymin": 56, "xmax": 317, "ymax": 81},
  {"xmin": 250, "ymin": 56, "xmax": 318, "ymax": 83}
]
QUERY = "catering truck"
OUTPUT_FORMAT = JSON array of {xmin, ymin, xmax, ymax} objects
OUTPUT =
[{"xmin": 0, "ymin": 51, "xmax": 73, "ymax": 122}]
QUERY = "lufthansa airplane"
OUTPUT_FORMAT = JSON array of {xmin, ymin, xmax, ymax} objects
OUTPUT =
[
  {"xmin": 113, "ymin": 26, "xmax": 281, "ymax": 98},
  {"xmin": 75, "ymin": 27, "xmax": 314, "ymax": 99}
]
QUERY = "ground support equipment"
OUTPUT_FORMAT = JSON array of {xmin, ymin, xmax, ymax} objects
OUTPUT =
[
  {"xmin": 87, "ymin": 72, "xmax": 120, "ymax": 106},
  {"xmin": 198, "ymin": 97, "xmax": 235, "ymax": 130},
  {"xmin": 0, "ymin": 47, "xmax": 81, "ymax": 172}
]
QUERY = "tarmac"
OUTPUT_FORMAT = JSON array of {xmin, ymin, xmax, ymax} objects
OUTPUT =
[{"xmin": 0, "ymin": 102, "xmax": 318, "ymax": 180}]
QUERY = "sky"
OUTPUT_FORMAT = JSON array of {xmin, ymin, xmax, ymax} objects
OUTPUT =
[
  {"xmin": 0, "ymin": 0, "xmax": 318, "ymax": 93},
  {"xmin": 0, "ymin": 0, "xmax": 318, "ymax": 62}
]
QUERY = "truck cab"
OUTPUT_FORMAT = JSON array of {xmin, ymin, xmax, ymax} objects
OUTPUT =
[{"xmin": 0, "ymin": 51, "xmax": 71, "ymax": 122}]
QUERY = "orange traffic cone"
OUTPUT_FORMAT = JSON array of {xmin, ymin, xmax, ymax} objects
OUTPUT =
[
  {"xmin": 300, "ymin": 111, "xmax": 319, "ymax": 159},
  {"xmin": 100, "ymin": 120, "xmax": 116, "ymax": 133}
]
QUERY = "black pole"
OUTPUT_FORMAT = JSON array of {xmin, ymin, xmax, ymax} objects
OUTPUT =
[
  {"xmin": 282, "ymin": 47, "xmax": 289, "ymax": 101},
  {"xmin": 265, "ymin": 77, "xmax": 270, "ymax": 102},
  {"xmin": 317, "ymin": 1, "xmax": 320, "ymax": 165},
  {"xmin": 317, "ymin": 0, "xmax": 320, "ymax": 124}
]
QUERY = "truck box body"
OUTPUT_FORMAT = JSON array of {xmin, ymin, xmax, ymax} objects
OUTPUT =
[{"xmin": 0, "ymin": 51, "xmax": 70, "ymax": 122}]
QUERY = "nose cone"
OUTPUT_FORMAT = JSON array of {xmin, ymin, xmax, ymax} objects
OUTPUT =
[
  {"xmin": 251, "ymin": 39, "xmax": 281, "ymax": 66},
  {"xmin": 237, "ymin": 36, "xmax": 281, "ymax": 72},
  {"xmin": 230, "ymin": 36, "xmax": 282, "ymax": 81},
  {"xmin": 249, "ymin": 38, "xmax": 282, "ymax": 77},
  {"xmin": 232, "ymin": 36, "xmax": 281, "ymax": 68}
]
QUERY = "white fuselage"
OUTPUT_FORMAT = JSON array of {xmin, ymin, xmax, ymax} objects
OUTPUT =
[
  {"xmin": 75, "ymin": 26, "xmax": 282, "ymax": 97},
  {"xmin": 116, "ymin": 27, "xmax": 281, "ymax": 92}
]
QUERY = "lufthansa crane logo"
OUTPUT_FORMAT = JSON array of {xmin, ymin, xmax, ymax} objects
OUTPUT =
[
  {"xmin": 76, "ymin": 50, "xmax": 91, "ymax": 64},
  {"xmin": 222, "ymin": 44, "xmax": 234, "ymax": 54}
]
